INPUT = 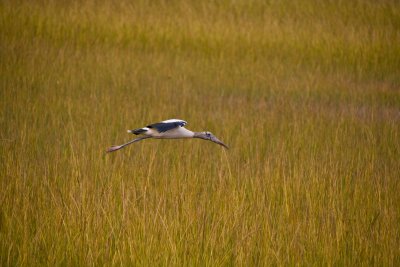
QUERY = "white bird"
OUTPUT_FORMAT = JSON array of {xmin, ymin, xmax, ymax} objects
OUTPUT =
[{"xmin": 107, "ymin": 119, "xmax": 229, "ymax": 153}]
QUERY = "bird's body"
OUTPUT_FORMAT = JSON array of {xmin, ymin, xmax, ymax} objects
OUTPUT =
[
  {"xmin": 107, "ymin": 119, "xmax": 228, "ymax": 153},
  {"xmin": 130, "ymin": 119, "xmax": 194, "ymax": 139},
  {"xmin": 144, "ymin": 126, "xmax": 195, "ymax": 139}
]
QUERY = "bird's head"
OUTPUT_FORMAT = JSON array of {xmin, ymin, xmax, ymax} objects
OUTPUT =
[{"xmin": 195, "ymin": 131, "xmax": 229, "ymax": 149}]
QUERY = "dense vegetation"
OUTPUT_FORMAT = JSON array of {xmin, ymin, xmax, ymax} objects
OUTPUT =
[{"xmin": 1, "ymin": 0, "xmax": 399, "ymax": 265}]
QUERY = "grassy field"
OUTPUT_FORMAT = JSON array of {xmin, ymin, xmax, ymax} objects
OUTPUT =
[{"xmin": 1, "ymin": 0, "xmax": 400, "ymax": 265}]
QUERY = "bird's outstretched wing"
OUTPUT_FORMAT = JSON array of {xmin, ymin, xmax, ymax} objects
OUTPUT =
[{"xmin": 147, "ymin": 119, "xmax": 187, "ymax": 133}]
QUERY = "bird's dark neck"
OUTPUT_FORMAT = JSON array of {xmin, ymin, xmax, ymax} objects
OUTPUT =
[{"xmin": 193, "ymin": 132, "xmax": 206, "ymax": 139}]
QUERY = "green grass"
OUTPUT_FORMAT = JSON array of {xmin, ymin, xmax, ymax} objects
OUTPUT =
[{"xmin": 1, "ymin": 0, "xmax": 400, "ymax": 265}]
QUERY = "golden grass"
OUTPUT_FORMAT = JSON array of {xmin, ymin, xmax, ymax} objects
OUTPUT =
[{"xmin": 1, "ymin": 0, "xmax": 399, "ymax": 265}]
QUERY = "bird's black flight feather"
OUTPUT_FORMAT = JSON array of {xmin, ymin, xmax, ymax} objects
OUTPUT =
[{"xmin": 147, "ymin": 121, "xmax": 186, "ymax": 133}]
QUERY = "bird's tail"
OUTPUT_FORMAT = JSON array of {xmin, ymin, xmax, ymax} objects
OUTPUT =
[{"xmin": 127, "ymin": 128, "xmax": 148, "ymax": 135}]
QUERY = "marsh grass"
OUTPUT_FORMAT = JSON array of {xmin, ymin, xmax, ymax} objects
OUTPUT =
[{"xmin": 1, "ymin": 0, "xmax": 399, "ymax": 265}]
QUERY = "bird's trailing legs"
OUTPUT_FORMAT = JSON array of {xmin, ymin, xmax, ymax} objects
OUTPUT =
[{"xmin": 106, "ymin": 136, "xmax": 151, "ymax": 153}]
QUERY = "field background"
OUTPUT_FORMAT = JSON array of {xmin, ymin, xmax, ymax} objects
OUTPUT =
[{"xmin": 1, "ymin": 0, "xmax": 400, "ymax": 265}]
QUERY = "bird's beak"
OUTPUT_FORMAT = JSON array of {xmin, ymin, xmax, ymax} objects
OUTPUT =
[{"xmin": 211, "ymin": 136, "xmax": 229, "ymax": 149}]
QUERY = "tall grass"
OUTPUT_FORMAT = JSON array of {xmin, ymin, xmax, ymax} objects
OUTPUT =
[{"xmin": 1, "ymin": 0, "xmax": 399, "ymax": 265}]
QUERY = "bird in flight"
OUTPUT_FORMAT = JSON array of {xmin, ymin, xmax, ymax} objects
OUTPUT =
[{"xmin": 107, "ymin": 119, "xmax": 229, "ymax": 153}]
